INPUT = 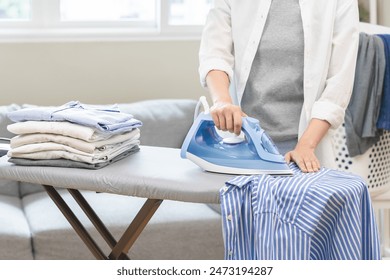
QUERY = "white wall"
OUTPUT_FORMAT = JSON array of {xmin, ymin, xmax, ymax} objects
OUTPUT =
[
  {"xmin": 2, "ymin": 2, "xmax": 390, "ymax": 107},
  {"xmin": 359, "ymin": 0, "xmax": 390, "ymax": 26},
  {"xmin": 378, "ymin": 0, "xmax": 390, "ymax": 27},
  {"xmin": 0, "ymin": 40, "xmax": 206, "ymax": 106}
]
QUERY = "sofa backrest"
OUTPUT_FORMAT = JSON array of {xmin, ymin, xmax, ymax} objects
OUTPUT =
[
  {"xmin": 0, "ymin": 104, "xmax": 21, "ymax": 197},
  {"xmin": 118, "ymin": 99, "xmax": 197, "ymax": 149},
  {"xmin": 0, "ymin": 104, "xmax": 20, "ymax": 139}
]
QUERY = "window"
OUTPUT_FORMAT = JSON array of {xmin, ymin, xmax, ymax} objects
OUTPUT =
[
  {"xmin": 0, "ymin": 0, "xmax": 30, "ymax": 20},
  {"xmin": 169, "ymin": 0, "xmax": 212, "ymax": 25},
  {"xmin": 0, "ymin": 0, "xmax": 214, "ymax": 41},
  {"xmin": 60, "ymin": 0, "xmax": 156, "ymax": 22}
]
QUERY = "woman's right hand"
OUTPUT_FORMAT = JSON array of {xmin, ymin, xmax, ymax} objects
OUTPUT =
[
  {"xmin": 205, "ymin": 70, "xmax": 246, "ymax": 135},
  {"xmin": 210, "ymin": 101, "xmax": 246, "ymax": 135}
]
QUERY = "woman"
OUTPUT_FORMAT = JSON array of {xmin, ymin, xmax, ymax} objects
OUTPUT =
[{"xmin": 199, "ymin": 0, "xmax": 360, "ymax": 172}]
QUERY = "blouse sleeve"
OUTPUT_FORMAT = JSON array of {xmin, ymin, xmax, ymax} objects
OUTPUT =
[
  {"xmin": 310, "ymin": 0, "xmax": 360, "ymax": 129},
  {"xmin": 198, "ymin": 0, "xmax": 234, "ymax": 88}
]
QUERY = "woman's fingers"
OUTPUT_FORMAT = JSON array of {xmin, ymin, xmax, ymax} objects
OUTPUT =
[
  {"xmin": 233, "ymin": 110, "xmax": 243, "ymax": 135},
  {"xmin": 210, "ymin": 103, "xmax": 245, "ymax": 134},
  {"xmin": 285, "ymin": 150, "xmax": 321, "ymax": 173}
]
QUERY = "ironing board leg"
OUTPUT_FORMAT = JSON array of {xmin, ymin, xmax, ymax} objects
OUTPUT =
[
  {"xmin": 43, "ymin": 185, "xmax": 107, "ymax": 260},
  {"xmin": 43, "ymin": 185, "xmax": 163, "ymax": 260},
  {"xmin": 67, "ymin": 188, "xmax": 129, "ymax": 260},
  {"xmin": 108, "ymin": 198, "xmax": 163, "ymax": 260}
]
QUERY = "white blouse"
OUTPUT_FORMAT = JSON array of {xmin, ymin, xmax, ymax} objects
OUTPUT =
[{"xmin": 199, "ymin": 0, "xmax": 360, "ymax": 168}]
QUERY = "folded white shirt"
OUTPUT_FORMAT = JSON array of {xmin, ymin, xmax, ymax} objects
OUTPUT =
[
  {"xmin": 10, "ymin": 129, "xmax": 140, "ymax": 153},
  {"xmin": 8, "ymin": 140, "xmax": 140, "ymax": 164},
  {"xmin": 7, "ymin": 121, "xmax": 119, "ymax": 142}
]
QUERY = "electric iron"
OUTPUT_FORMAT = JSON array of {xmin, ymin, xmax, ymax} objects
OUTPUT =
[{"xmin": 180, "ymin": 96, "xmax": 293, "ymax": 175}]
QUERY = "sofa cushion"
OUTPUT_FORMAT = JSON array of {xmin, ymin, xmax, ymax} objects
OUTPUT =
[
  {"xmin": 0, "ymin": 179, "xmax": 20, "ymax": 197},
  {"xmin": 118, "ymin": 99, "xmax": 197, "ymax": 149},
  {"xmin": 22, "ymin": 189, "xmax": 223, "ymax": 260},
  {"xmin": 129, "ymin": 200, "xmax": 224, "ymax": 260},
  {"xmin": 19, "ymin": 182, "xmax": 44, "ymax": 197},
  {"xmin": 0, "ymin": 194, "xmax": 34, "ymax": 259}
]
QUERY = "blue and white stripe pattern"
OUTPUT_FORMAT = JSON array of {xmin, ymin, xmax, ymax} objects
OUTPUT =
[{"xmin": 220, "ymin": 164, "xmax": 381, "ymax": 260}]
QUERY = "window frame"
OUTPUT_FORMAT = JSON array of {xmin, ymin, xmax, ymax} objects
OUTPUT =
[{"xmin": 0, "ymin": 0, "xmax": 209, "ymax": 42}]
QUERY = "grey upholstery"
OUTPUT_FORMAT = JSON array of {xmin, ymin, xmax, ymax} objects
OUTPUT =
[
  {"xmin": 0, "ymin": 104, "xmax": 19, "ymax": 139},
  {"xmin": 118, "ymin": 99, "xmax": 197, "ymax": 149},
  {"xmin": 0, "ymin": 195, "xmax": 33, "ymax": 259}
]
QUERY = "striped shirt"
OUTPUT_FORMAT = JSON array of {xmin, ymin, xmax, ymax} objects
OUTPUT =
[{"xmin": 220, "ymin": 164, "xmax": 381, "ymax": 260}]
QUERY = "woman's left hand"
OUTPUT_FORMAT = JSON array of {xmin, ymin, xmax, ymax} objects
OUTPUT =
[
  {"xmin": 284, "ymin": 143, "xmax": 321, "ymax": 173},
  {"xmin": 284, "ymin": 118, "xmax": 331, "ymax": 173}
]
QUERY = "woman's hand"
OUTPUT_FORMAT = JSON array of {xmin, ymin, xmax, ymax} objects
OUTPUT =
[
  {"xmin": 285, "ymin": 141, "xmax": 321, "ymax": 173},
  {"xmin": 205, "ymin": 70, "xmax": 247, "ymax": 135},
  {"xmin": 210, "ymin": 102, "xmax": 246, "ymax": 135},
  {"xmin": 284, "ymin": 118, "xmax": 331, "ymax": 173}
]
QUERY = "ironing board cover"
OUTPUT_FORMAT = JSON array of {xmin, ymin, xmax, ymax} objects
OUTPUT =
[{"xmin": 0, "ymin": 146, "xmax": 232, "ymax": 204}]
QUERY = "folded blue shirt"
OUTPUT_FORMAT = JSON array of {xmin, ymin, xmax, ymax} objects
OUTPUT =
[{"xmin": 7, "ymin": 101, "xmax": 142, "ymax": 133}]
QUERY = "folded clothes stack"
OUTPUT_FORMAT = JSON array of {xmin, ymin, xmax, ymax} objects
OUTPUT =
[{"xmin": 6, "ymin": 101, "xmax": 142, "ymax": 169}]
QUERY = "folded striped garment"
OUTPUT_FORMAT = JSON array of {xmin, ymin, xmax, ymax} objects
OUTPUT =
[{"xmin": 7, "ymin": 101, "xmax": 142, "ymax": 133}]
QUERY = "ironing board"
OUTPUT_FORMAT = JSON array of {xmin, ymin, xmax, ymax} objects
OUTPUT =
[{"xmin": 0, "ymin": 145, "xmax": 233, "ymax": 260}]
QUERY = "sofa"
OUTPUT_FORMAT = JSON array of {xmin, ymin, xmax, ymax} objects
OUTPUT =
[{"xmin": 0, "ymin": 99, "xmax": 225, "ymax": 260}]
